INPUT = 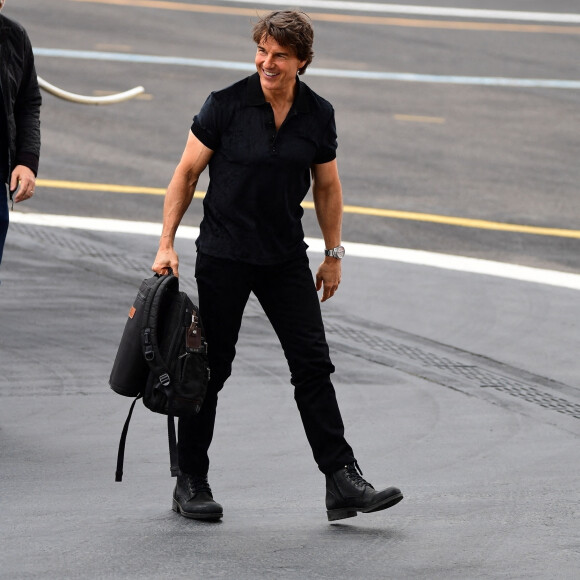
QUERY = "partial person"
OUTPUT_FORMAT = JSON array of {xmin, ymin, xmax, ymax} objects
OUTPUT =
[
  {"xmin": 152, "ymin": 10, "xmax": 403, "ymax": 522},
  {"xmin": 0, "ymin": 0, "xmax": 41, "ymax": 269}
]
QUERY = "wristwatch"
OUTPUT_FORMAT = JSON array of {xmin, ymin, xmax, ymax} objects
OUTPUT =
[{"xmin": 324, "ymin": 245, "xmax": 345, "ymax": 259}]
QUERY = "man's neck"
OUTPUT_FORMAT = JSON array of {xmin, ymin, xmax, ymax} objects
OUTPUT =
[{"xmin": 262, "ymin": 81, "xmax": 297, "ymax": 110}]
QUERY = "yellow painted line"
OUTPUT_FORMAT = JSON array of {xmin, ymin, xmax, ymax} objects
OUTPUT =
[
  {"xmin": 66, "ymin": 0, "xmax": 580, "ymax": 34},
  {"xmin": 394, "ymin": 114, "xmax": 445, "ymax": 123},
  {"xmin": 36, "ymin": 178, "xmax": 204, "ymax": 197},
  {"xmin": 337, "ymin": 204, "xmax": 580, "ymax": 239},
  {"xmin": 68, "ymin": 0, "xmax": 264, "ymax": 17},
  {"xmin": 37, "ymin": 178, "xmax": 580, "ymax": 240}
]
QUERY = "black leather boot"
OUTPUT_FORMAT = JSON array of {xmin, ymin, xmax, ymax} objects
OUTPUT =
[
  {"xmin": 325, "ymin": 463, "xmax": 403, "ymax": 521},
  {"xmin": 172, "ymin": 473, "xmax": 223, "ymax": 521}
]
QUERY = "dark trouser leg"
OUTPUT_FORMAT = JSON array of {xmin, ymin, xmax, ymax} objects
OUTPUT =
[
  {"xmin": 0, "ymin": 182, "xmax": 8, "ymax": 267},
  {"xmin": 254, "ymin": 256, "xmax": 355, "ymax": 474},
  {"xmin": 177, "ymin": 253, "xmax": 252, "ymax": 475}
]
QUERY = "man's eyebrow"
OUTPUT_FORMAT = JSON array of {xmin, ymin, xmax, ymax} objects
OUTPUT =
[{"xmin": 257, "ymin": 43, "xmax": 291, "ymax": 56}]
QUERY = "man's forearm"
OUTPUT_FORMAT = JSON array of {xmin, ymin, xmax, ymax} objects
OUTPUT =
[
  {"xmin": 159, "ymin": 169, "xmax": 197, "ymax": 249},
  {"xmin": 313, "ymin": 185, "xmax": 343, "ymax": 248}
]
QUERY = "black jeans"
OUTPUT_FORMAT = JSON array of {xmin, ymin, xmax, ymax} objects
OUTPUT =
[
  {"xmin": 178, "ymin": 252, "xmax": 355, "ymax": 475},
  {"xmin": 0, "ymin": 173, "xmax": 8, "ymax": 267}
]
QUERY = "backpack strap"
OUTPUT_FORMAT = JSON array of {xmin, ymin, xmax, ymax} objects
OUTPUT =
[
  {"xmin": 115, "ymin": 394, "xmax": 142, "ymax": 482},
  {"xmin": 141, "ymin": 272, "xmax": 178, "ymax": 391},
  {"xmin": 167, "ymin": 415, "xmax": 180, "ymax": 477},
  {"xmin": 115, "ymin": 397, "xmax": 180, "ymax": 480},
  {"xmin": 141, "ymin": 273, "xmax": 182, "ymax": 478},
  {"xmin": 114, "ymin": 272, "xmax": 185, "ymax": 482}
]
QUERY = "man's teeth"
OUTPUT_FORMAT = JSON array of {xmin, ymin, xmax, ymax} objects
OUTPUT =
[{"xmin": 264, "ymin": 71, "xmax": 277, "ymax": 77}]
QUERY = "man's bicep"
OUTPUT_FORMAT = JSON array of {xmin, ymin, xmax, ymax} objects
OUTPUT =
[
  {"xmin": 178, "ymin": 130, "xmax": 214, "ymax": 178},
  {"xmin": 311, "ymin": 159, "xmax": 341, "ymax": 194}
]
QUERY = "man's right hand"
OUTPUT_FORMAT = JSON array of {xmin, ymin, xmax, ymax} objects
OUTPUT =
[{"xmin": 152, "ymin": 247, "xmax": 180, "ymax": 277}]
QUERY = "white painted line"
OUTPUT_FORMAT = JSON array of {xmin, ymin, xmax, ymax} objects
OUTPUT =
[
  {"xmin": 226, "ymin": 0, "xmax": 580, "ymax": 23},
  {"xmin": 11, "ymin": 212, "xmax": 580, "ymax": 291},
  {"xmin": 33, "ymin": 48, "xmax": 580, "ymax": 90},
  {"xmin": 11, "ymin": 212, "xmax": 164, "ymax": 237},
  {"xmin": 34, "ymin": 48, "xmax": 256, "ymax": 72}
]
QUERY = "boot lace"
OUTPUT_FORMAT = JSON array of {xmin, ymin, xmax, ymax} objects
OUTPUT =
[
  {"xmin": 185, "ymin": 474, "xmax": 213, "ymax": 495},
  {"xmin": 345, "ymin": 461, "xmax": 374, "ymax": 489}
]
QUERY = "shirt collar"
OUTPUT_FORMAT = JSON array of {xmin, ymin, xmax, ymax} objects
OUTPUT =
[{"xmin": 246, "ymin": 72, "xmax": 310, "ymax": 113}]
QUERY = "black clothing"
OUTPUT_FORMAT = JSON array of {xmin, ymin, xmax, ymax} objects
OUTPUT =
[
  {"xmin": 0, "ymin": 170, "xmax": 6, "ymax": 265},
  {"xmin": 0, "ymin": 81, "xmax": 8, "ymax": 176},
  {"xmin": 172, "ymin": 473, "xmax": 223, "ymax": 520},
  {"xmin": 0, "ymin": 14, "xmax": 41, "ymax": 268},
  {"xmin": 177, "ymin": 253, "xmax": 355, "ymax": 475},
  {"xmin": 325, "ymin": 464, "xmax": 403, "ymax": 521},
  {"xmin": 191, "ymin": 73, "xmax": 337, "ymax": 265},
  {"xmin": 0, "ymin": 14, "xmax": 41, "ymax": 178},
  {"xmin": 178, "ymin": 74, "xmax": 354, "ymax": 478}
]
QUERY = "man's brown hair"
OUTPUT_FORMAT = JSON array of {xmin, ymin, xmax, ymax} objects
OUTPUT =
[{"xmin": 252, "ymin": 10, "xmax": 314, "ymax": 75}]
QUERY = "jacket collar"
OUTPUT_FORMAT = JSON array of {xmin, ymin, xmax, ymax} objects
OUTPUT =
[{"xmin": 245, "ymin": 72, "xmax": 310, "ymax": 113}]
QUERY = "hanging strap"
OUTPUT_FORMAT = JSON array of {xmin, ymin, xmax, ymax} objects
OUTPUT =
[
  {"xmin": 167, "ymin": 415, "xmax": 180, "ymax": 477},
  {"xmin": 115, "ymin": 395, "xmax": 142, "ymax": 482},
  {"xmin": 115, "ymin": 397, "xmax": 180, "ymax": 481}
]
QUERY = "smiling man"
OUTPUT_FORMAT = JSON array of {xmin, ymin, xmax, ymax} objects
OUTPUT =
[{"xmin": 152, "ymin": 10, "xmax": 403, "ymax": 522}]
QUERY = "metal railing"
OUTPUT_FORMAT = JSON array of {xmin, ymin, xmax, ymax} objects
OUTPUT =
[{"xmin": 37, "ymin": 76, "xmax": 145, "ymax": 105}]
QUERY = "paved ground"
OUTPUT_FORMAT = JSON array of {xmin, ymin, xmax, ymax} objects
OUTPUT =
[
  {"xmin": 2, "ymin": 1, "xmax": 580, "ymax": 578},
  {"xmin": 10, "ymin": 0, "xmax": 580, "ymax": 272},
  {"xmin": 1, "ymin": 221, "xmax": 579, "ymax": 579}
]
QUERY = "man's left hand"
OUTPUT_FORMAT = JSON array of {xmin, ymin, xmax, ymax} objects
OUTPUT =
[
  {"xmin": 10, "ymin": 165, "xmax": 36, "ymax": 203},
  {"xmin": 316, "ymin": 258, "xmax": 341, "ymax": 302}
]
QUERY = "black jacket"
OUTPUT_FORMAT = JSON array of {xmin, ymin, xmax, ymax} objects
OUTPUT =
[{"xmin": 0, "ymin": 13, "xmax": 41, "ymax": 177}]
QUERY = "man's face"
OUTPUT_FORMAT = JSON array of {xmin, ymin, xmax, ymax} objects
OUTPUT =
[{"xmin": 255, "ymin": 35, "xmax": 306, "ymax": 96}]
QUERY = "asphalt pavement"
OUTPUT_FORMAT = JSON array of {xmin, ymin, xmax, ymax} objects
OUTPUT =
[
  {"xmin": 11, "ymin": 0, "xmax": 580, "ymax": 272},
  {"xmin": 1, "ymin": 217, "xmax": 579, "ymax": 579},
  {"xmin": 2, "ymin": 1, "xmax": 580, "ymax": 578}
]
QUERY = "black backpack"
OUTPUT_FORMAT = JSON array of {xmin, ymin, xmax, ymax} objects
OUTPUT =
[{"xmin": 109, "ymin": 272, "xmax": 209, "ymax": 482}]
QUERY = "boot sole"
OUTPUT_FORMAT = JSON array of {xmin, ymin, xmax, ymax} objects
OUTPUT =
[
  {"xmin": 172, "ymin": 498, "xmax": 223, "ymax": 521},
  {"xmin": 327, "ymin": 492, "xmax": 404, "ymax": 522}
]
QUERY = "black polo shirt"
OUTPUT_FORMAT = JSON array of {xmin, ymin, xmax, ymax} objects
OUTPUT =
[{"xmin": 191, "ymin": 72, "xmax": 337, "ymax": 265}]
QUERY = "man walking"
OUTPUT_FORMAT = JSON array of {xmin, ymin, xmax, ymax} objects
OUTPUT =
[{"xmin": 152, "ymin": 10, "xmax": 403, "ymax": 522}]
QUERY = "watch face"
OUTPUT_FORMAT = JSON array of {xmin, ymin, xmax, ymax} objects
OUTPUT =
[{"xmin": 335, "ymin": 245, "xmax": 345, "ymax": 258}]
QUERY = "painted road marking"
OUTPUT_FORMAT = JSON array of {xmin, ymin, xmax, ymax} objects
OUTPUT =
[
  {"xmin": 394, "ymin": 114, "xmax": 445, "ymax": 123},
  {"xmin": 217, "ymin": 0, "xmax": 580, "ymax": 24},
  {"xmin": 35, "ymin": 179, "xmax": 580, "ymax": 240},
  {"xmin": 64, "ymin": 0, "xmax": 580, "ymax": 33},
  {"xmin": 10, "ymin": 211, "xmax": 580, "ymax": 291},
  {"xmin": 33, "ymin": 48, "xmax": 580, "ymax": 89},
  {"xmin": 298, "ymin": 14, "xmax": 580, "ymax": 34},
  {"xmin": 67, "ymin": 0, "xmax": 580, "ymax": 25},
  {"xmin": 36, "ymin": 178, "xmax": 203, "ymax": 198}
]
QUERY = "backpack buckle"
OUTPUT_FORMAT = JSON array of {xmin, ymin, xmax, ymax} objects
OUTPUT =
[
  {"xmin": 159, "ymin": 373, "xmax": 170, "ymax": 386},
  {"xmin": 143, "ymin": 329, "xmax": 154, "ymax": 360}
]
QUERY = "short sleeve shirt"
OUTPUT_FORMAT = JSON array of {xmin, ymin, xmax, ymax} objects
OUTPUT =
[{"xmin": 191, "ymin": 72, "xmax": 338, "ymax": 265}]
